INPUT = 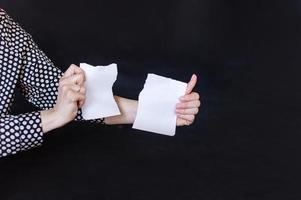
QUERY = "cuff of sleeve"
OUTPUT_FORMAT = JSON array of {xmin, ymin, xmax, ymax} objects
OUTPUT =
[
  {"xmin": 74, "ymin": 109, "xmax": 106, "ymax": 124},
  {"xmin": 15, "ymin": 111, "xmax": 44, "ymax": 152}
]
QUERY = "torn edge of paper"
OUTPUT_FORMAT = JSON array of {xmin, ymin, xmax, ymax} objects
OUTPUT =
[{"xmin": 80, "ymin": 63, "xmax": 121, "ymax": 120}]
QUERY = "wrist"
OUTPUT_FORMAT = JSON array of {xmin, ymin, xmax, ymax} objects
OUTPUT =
[
  {"xmin": 40, "ymin": 108, "xmax": 63, "ymax": 134},
  {"xmin": 104, "ymin": 96, "xmax": 138, "ymax": 125}
]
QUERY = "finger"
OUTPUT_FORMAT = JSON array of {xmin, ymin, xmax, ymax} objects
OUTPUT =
[
  {"xmin": 67, "ymin": 90, "xmax": 85, "ymax": 102},
  {"xmin": 78, "ymin": 99, "xmax": 85, "ymax": 108},
  {"xmin": 176, "ymin": 100, "xmax": 201, "ymax": 109},
  {"xmin": 66, "ymin": 85, "xmax": 86, "ymax": 97},
  {"xmin": 185, "ymin": 74, "xmax": 197, "ymax": 94},
  {"xmin": 78, "ymin": 88, "xmax": 86, "ymax": 108},
  {"xmin": 59, "ymin": 84, "xmax": 80, "ymax": 95},
  {"xmin": 176, "ymin": 108, "xmax": 199, "ymax": 115},
  {"xmin": 71, "ymin": 74, "xmax": 85, "ymax": 85},
  {"xmin": 177, "ymin": 118, "xmax": 189, "ymax": 126},
  {"xmin": 60, "ymin": 84, "xmax": 81, "ymax": 93},
  {"xmin": 177, "ymin": 114, "xmax": 195, "ymax": 123},
  {"xmin": 60, "ymin": 73, "xmax": 85, "ymax": 86},
  {"xmin": 180, "ymin": 92, "xmax": 200, "ymax": 102},
  {"xmin": 79, "ymin": 87, "xmax": 86, "ymax": 95},
  {"xmin": 64, "ymin": 87, "xmax": 85, "ymax": 102},
  {"xmin": 63, "ymin": 64, "xmax": 85, "ymax": 78},
  {"xmin": 70, "ymin": 85, "xmax": 86, "ymax": 95}
]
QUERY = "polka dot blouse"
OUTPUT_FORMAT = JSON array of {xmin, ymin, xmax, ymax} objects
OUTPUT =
[{"xmin": 0, "ymin": 9, "xmax": 104, "ymax": 158}]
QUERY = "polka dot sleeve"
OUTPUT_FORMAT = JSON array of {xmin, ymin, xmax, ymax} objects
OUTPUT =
[
  {"xmin": 0, "ymin": 9, "xmax": 105, "ymax": 124},
  {"xmin": 0, "ymin": 111, "xmax": 43, "ymax": 157},
  {"xmin": 0, "ymin": 9, "xmax": 104, "ymax": 157}
]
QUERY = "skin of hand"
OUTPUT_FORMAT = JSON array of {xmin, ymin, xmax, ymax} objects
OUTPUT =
[
  {"xmin": 40, "ymin": 64, "xmax": 86, "ymax": 133},
  {"xmin": 175, "ymin": 74, "xmax": 201, "ymax": 126}
]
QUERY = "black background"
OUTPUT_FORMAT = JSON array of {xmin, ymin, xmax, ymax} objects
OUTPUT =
[{"xmin": 0, "ymin": 0, "xmax": 300, "ymax": 199}]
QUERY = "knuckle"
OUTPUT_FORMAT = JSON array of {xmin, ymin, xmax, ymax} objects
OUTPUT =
[
  {"xmin": 74, "ymin": 75, "xmax": 82, "ymax": 84},
  {"xmin": 78, "ymin": 74, "xmax": 84, "ymax": 82},
  {"xmin": 70, "ymin": 64, "xmax": 77, "ymax": 68},
  {"xmin": 63, "ymin": 85, "xmax": 70, "ymax": 93},
  {"xmin": 185, "ymin": 95, "xmax": 192, "ymax": 101},
  {"xmin": 66, "ymin": 90, "xmax": 73, "ymax": 96},
  {"xmin": 79, "ymin": 68, "xmax": 85, "ymax": 75},
  {"xmin": 69, "ymin": 95, "xmax": 76, "ymax": 102},
  {"xmin": 74, "ymin": 85, "xmax": 80, "ymax": 91}
]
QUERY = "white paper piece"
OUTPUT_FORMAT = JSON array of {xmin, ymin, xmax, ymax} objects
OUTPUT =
[
  {"xmin": 80, "ymin": 63, "xmax": 121, "ymax": 120},
  {"xmin": 133, "ymin": 74, "xmax": 187, "ymax": 136}
]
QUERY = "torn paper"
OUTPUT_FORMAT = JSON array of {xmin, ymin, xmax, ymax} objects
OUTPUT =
[
  {"xmin": 80, "ymin": 63, "xmax": 121, "ymax": 120},
  {"xmin": 133, "ymin": 74, "xmax": 187, "ymax": 136}
]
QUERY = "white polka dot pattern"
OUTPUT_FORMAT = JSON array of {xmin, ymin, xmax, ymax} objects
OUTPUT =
[
  {"xmin": 0, "ymin": 9, "xmax": 104, "ymax": 158},
  {"xmin": 0, "ymin": 112, "xmax": 43, "ymax": 157}
]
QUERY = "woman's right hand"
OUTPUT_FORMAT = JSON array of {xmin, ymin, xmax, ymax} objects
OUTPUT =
[{"xmin": 41, "ymin": 64, "xmax": 86, "ymax": 133}]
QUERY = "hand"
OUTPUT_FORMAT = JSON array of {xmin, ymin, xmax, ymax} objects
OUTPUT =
[
  {"xmin": 55, "ymin": 64, "xmax": 86, "ymax": 125},
  {"xmin": 41, "ymin": 64, "xmax": 86, "ymax": 133},
  {"xmin": 176, "ymin": 74, "xmax": 201, "ymax": 126}
]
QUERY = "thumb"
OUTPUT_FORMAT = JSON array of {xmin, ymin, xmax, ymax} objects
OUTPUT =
[{"xmin": 185, "ymin": 74, "xmax": 197, "ymax": 94}]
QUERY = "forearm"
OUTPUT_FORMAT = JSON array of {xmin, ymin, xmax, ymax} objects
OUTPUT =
[{"xmin": 104, "ymin": 96, "xmax": 138, "ymax": 125}]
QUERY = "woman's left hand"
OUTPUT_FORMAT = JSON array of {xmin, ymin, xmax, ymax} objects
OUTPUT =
[{"xmin": 176, "ymin": 74, "xmax": 201, "ymax": 126}]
